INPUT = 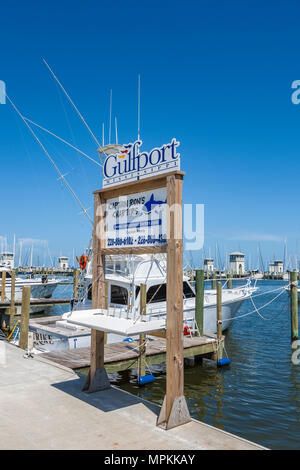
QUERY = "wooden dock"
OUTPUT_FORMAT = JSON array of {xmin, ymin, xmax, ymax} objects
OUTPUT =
[
  {"xmin": 0, "ymin": 298, "xmax": 72, "ymax": 308},
  {"xmin": 41, "ymin": 334, "xmax": 223, "ymax": 372}
]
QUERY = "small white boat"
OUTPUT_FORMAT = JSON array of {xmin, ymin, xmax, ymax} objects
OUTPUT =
[
  {"xmin": 0, "ymin": 267, "xmax": 60, "ymax": 314},
  {"xmin": 29, "ymin": 255, "xmax": 257, "ymax": 352}
]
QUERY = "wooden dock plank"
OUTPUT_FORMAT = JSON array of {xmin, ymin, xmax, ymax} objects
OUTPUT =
[
  {"xmin": 40, "ymin": 334, "xmax": 222, "ymax": 371},
  {"xmin": 0, "ymin": 298, "xmax": 72, "ymax": 308}
]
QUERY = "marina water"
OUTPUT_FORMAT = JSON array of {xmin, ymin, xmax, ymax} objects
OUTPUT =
[{"xmin": 50, "ymin": 279, "xmax": 299, "ymax": 450}]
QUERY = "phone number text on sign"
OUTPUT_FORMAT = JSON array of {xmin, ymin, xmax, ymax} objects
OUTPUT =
[{"xmin": 105, "ymin": 188, "xmax": 167, "ymax": 249}]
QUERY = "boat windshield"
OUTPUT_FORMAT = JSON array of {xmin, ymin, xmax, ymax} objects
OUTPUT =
[
  {"xmin": 146, "ymin": 281, "xmax": 195, "ymax": 304},
  {"xmin": 0, "ymin": 270, "xmax": 11, "ymax": 279}
]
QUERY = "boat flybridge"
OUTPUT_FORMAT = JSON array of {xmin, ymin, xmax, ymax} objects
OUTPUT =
[
  {"xmin": 29, "ymin": 254, "xmax": 257, "ymax": 352},
  {"xmin": 0, "ymin": 267, "xmax": 60, "ymax": 314}
]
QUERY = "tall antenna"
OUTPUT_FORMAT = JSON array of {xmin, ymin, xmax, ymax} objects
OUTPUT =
[
  {"xmin": 43, "ymin": 58, "xmax": 101, "ymax": 148},
  {"xmin": 109, "ymin": 89, "xmax": 112, "ymax": 144},
  {"xmin": 23, "ymin": 117, "xmax": 102, "ymax": 167},
  {"xmin": 6, "ymin": 94, "xmax": 93, "ymax": 225},
  {"xmin": 138, "ymin": 74, "xmax": 141, "ymax": 141},
  {"xmin": 102, "ymin": 122, "xmax": 105, "ymax": 146},
  {"xmin": 115, "ymin": 116, "xmax": 118, "ymax": 144}
]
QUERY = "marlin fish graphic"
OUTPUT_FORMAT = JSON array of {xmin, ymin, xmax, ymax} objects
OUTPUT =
[{"xmin": 142, "ymin": 194, "xmax": 167, "ymax": 214}]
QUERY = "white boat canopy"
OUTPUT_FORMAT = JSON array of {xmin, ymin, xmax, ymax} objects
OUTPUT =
[{"xmin": 66, "ymin": 309, "xmax": 166, "ymax": 336}]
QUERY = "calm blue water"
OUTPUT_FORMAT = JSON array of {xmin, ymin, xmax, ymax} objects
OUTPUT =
[{"xmin": 46, "ymin": 279, "xmax": 300, "ymax": 449}]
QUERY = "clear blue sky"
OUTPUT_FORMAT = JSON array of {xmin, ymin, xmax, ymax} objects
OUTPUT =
[{"xmin": 1, "ymin": 0, "xmax": 300, "ymax": 268}]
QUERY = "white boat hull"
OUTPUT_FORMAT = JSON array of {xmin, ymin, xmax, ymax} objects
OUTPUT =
[
  {"xmin": 29, "ymin": 288, "xmax": 252, "ymax": 353},
  {"xmin": 2, "ymin": 280, "xmax": 59, "ymax": 314}
]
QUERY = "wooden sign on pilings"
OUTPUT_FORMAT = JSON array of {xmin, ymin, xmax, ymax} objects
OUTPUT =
[{"xmin": 86, "ymin": 170, "xmax": 191, "ymax": 429}]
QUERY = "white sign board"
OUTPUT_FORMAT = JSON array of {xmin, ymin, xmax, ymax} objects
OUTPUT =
[
  {"xmin": 105, "ymin": 188, "xmax": 167, "ymax": 248},
  {"xmin": 102, "ymin": 138, "xmax": 180, "ymax": 188}
]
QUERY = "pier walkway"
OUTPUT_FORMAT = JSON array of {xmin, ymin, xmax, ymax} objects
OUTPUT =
[
  {"xmin": 40, "ymin": 334, "xmax": 224, "ymax": 372},
  {"xmin": 0, "ymin": 343, "xmax": 265, "ymax": 450}
]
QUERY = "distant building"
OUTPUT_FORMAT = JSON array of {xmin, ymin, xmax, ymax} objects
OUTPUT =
[
  {"xmin": 229, "ymin": 252, "xmax": 245, "ymax": 275},
  {"xmin": 0, "ymin": 252, "xmax": 14, "ymax": 269},
  {"xmin": 269, "ymin": 263, "xmax": 275, "ymax": 274},
  {"xmin": 204, "ymin": 258, "xmax": 214, "ymax": 273},
  {"xmin": 273, "ymin": 260, "xmax": 283, "ymax": 274},
  {"xmin": 58, "ymin": 256, "xmax": 69, "ymax": 270}
]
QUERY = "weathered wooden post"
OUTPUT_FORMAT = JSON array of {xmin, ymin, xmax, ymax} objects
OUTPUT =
[
  {"xmin": 51, "ymin": 268, "xmax": 54, "ymax": 280},
  {"xmin": 290, "ymin": 271, "xmax": 298, "ymax": 341},
  {"xmin": 19, "ymin": 286, "xmax": 31, "ymax": 350},
  {"xmin": 83, "ymin": 191, "xmax": 110, "ymax": 393},
  {"xmin": 227, "ymin": 273, "xmax": 232, "ymax": 289},
  {"xmin": 157, "ymin": 172, "xmax": 191, "ymax": 429},
  {"xmin": 212, "ymin": 271, "xmax": 216, "ymax": 290},
  {"xmin": 9, "ymin": 271, "xmax": 16, "ymax": 330},
  {"xmin": 214, "ymin": 281, "xmax": 223, "ymax": 361},
  {"xmin": 138, "ymin": 284, "xmax": 147, "ymax": 379},
  {"xmin": 195, "ymin": 269, "xmax": 204, "ymax": 336},
  {"xmin": 73, "ymin": 269, "xmax": 79, "ymax": 300},
  {"xmin": 1, "ymin": 270, "xmax": 6, "ymax": 301}
]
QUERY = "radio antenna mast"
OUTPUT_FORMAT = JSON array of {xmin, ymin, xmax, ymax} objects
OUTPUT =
[
  {"xmin": 43, "ymin": 58, "xmax": 101, "ymax": 148},
  {"xmin": 102, "ymin": 122, "xmax": 105, "ymax": 146},
  {"xmin": 6, "ymin": 94, "xmax": 93, "ymax": 225},
  {"xmin": 109, "ymin": 89, "xmax": 112, "ymax": 144},
  {"xmin": 115, "ymin": 116, "xmax": 118, "ymax": 144},
  {"xmin": 138, "ymin": 74, "xmax": 141, "ymax": 141}
]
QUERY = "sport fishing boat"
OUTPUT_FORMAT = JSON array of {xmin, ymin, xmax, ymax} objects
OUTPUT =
[
  {"xmin": 28, "ymin": 254, "xmax": 257, "ymax": 352},
  {"xmin": 0, "ymin": 267, "xmax": 60, "ymax": 314}
]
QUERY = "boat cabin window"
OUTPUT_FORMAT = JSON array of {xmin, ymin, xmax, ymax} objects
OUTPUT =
[
  {"xmin": 0, "ymin": 271, "xmax": 11, "ymax": 279},
  {"xmin": 183, "ymin": 281, "xmax": 195, "ymax": 298},
  {"xmin": 145, "ymin": 281, "xmax": 194, "ymax": 304},
  {"xmin": 87, "ymin": 283, "xmax": 92, "ymax": 300},
  {"xmin": 147, "ymin": 284, "xmax": 166, "ymax": 303},
  {"xmin": 110, "ymin": 284, "xmax": 128, "ymax": 305}
]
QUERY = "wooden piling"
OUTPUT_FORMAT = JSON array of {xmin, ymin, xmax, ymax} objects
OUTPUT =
[
  {"xmin": 195, "ymin": 269, "xmax": 204, "ymax": 336},
  {"xmin": 138, "ymin": 284, "xmax": 147, "ymax": 378},
  {"xmin": 1, "ymin": 270, "xmax": 6, "ymax": 301},
  {"xmin": 83, "ymin": 190, "xmax": 109, "ymax": 393},
  {"xmin": 9, "ymin": 271, "xmax": 16, "ymax": 330},
  {"xmin": 290, "ymin": 271, "xmax": 298, "ymax": 341},
  {"xmin": 212, "ymin": 272, "xmax": 216, "ymax": 290},
  {"xmin": 216, "ymin": 281, "xmax": 223, "ymax": 360},
  {"xmin": 19, "ymin": 287, "xmax": 31, "ymax": 350},
  {"xmin": 227, "ymin": 273, "xmax": 232, "ymax": 289},
  {"xmin": 73, "ymin": 269, "xmax": 79, "ymax": 300}
]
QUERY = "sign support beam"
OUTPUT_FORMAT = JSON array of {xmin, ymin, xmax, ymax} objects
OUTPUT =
[
  {"xmin": 157, "ymin": 173, "xmax": 191, "ymax": 429},
  {"xmin": 83, "ymin": 192, "xmax": 110, "ymax": 392}
]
